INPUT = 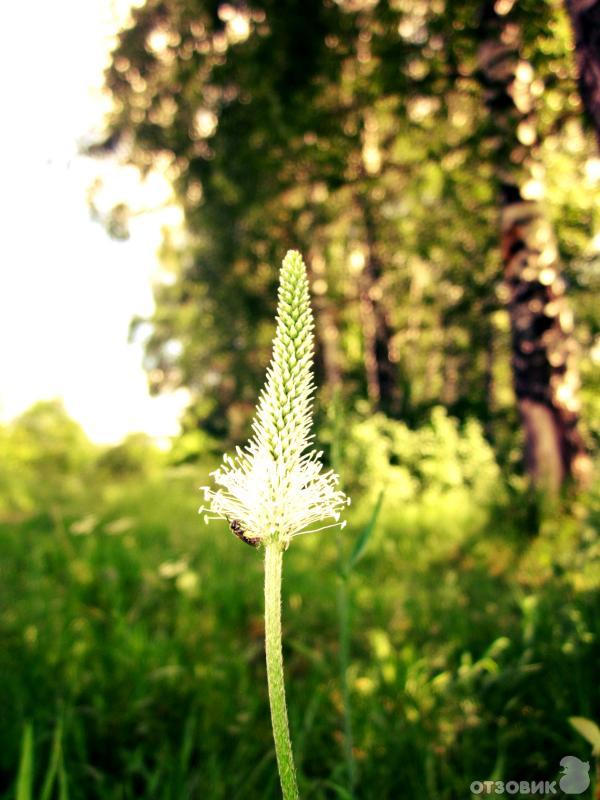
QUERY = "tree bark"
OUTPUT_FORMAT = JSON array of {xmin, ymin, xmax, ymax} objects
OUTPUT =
[
  {"xmin": 565, "ymin": 0, "xmax": 600, "ymax": 149},
  {"xmin": 478, "ymin": 1, "xmax": 591, "ymax": 491},
  {"xmin": 306, "ymin": 247, "xmax": 344, "ymax": 396},
  {"xmin": 355, "ymin": 195, "xmax": 401, "ymax": 416}
]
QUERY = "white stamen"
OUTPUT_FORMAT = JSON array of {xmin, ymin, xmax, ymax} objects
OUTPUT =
[{"xmin": 200, "ymin": 251, "xmax": 349, "ymax": 548}]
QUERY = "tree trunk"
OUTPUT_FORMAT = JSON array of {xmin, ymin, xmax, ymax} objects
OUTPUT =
[
  {"xmin": 355, "ymin": 196, "xmax": 401, "ymax": 416},
  {"xmin": 306, "ymin": 247, "xmax": 343, "ymax": 396},
  {"xmin": 478, "ymin": 1, "xmax": 591, "ymax": 491},
  {"xmin": 565, "ymin": 0, "xmax": 600, "ymax": 149}
]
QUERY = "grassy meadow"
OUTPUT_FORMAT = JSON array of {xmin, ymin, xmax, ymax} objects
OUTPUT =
[
  {"xmin": 0, "ymin": 402, "xmax": 599, "ymax": 799},
  {"xmin": 3, "ymin": 0, "xmax": 600, "ymax": 795}
]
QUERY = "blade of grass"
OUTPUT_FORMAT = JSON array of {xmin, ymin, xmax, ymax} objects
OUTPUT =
[
  {"xmin": 347, "ymin": 489, "xmax": 384, "ymax": 571},
  {"xmin": 322, "ymin": 779, "xmax": 355, "ymax": 799},
  {"xmin": 569, "ymin": 716, "xmax": 600, "ymax": 756},
  {"xmin": 58, "ymin": 757, "xmax": 69, "ymax": 800},
  {"xmin": 16, "ymin": 724, "xmax": 34, "ymax": 800},
  {"xmin": 336, "ymin": 489, "xmax": 385, "ymax": 797},
  {"xmin": 40, "ymin": 716, "xmax": 63, "ymax": 800}
]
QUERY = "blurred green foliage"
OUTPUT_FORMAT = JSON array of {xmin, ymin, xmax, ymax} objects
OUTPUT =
[
  {"xmin": 4, "ymin": 0, "xmax": 600, "ymax": 795},
  {"xmin": 92, "ymin": 0, "xmax": 600, "ymax": 459},
  {"xmin": 341, "ymin": 407, "xmax": 501, "ymax": 511},
  {"xmin": 0, "ymin": 403, "xmax": 598, "ymax": 798},
  {"xmin": 0, "ymin": 402, "xmax": 164, "ymax": 518},
  {"xmin": 0, "ymin": 402, "xmax": 96, "ymax": 516}
]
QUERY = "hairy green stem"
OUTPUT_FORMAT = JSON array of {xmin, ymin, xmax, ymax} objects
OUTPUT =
[{"xmin": 264, "ymin": 542, "xmax": 299, "ymax": 800}]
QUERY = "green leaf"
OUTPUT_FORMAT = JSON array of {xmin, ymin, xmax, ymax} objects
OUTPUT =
[
  {"xmin": 40, "ymin": 717, "xmax": 63, "ymax": 800},
  {"xmin": 178, "ymin": 713, "xmax": 196, "ymax": 775},
  {"xmin": 58, "ymin": 758, "xmax": 69, "ymax": 800},
  {"xmin": 569, "ymin": 717, "xmax": 600, "ymax": 755},
  {"xmin": 16, "ymin": 723, "xmax": 34, "ymax": 800},
  {"xmin": 322, "ymin": 780, "xmax": 354, "ymax": 800},
  {"xmin": 347, "ymin": 489, "xmax": 384, "ymax": 571}
]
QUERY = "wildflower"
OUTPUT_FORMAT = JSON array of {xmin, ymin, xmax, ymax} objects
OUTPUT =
[
  {"xmin": 200, "ymin": 250, "xmax": 349, "ymax": 548},
  {"xmin": 199, "ymin": 250, "xmax": 350, "ymax": 800}
]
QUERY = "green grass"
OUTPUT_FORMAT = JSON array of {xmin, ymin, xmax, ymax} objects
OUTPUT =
[{"xmin": 0, "ymin": 467, "xmax": 599, "ymax": 799}]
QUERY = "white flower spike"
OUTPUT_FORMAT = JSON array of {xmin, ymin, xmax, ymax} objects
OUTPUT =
[{"xmin": 200, "ymin": 250, "xmax": 349, "ymax": 548}]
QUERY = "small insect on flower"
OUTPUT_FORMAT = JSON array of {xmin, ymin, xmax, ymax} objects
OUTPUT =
[
  {"xmin": 228, "ymin": 518, "xmax": 261, "ymax": 548},
  {"xmin": 199, "ymin": 249, "xmax": 349, "ymax": 800},
  {"xmin": 199, "ymin": 250, "xmax": 349, "ymax": 550}
]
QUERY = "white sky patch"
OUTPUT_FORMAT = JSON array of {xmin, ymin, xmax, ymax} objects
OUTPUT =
[{"xmin": 0, "ymin": 0, "xmax": 189, "ymax": 443}]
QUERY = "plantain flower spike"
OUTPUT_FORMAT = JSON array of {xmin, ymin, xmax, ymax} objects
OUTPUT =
[{"xmin": 200, "ymin": 250, "xmax": 349, "ymax": 548}]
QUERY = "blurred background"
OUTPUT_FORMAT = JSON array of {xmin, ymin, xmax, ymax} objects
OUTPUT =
[{"xmin": 1, "ymin": 0, "xmax": 599, "ymax": 798}]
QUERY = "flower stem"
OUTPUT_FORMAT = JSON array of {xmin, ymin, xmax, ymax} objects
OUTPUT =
[{"xmin": 264, "ymin": 542, "xmax": 299, "ymax": 800}]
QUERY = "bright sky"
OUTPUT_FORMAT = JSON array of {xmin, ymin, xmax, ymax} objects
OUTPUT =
[{"xmin": 0, "ymin": 0, "xmax": 189, "ymax": 444}]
